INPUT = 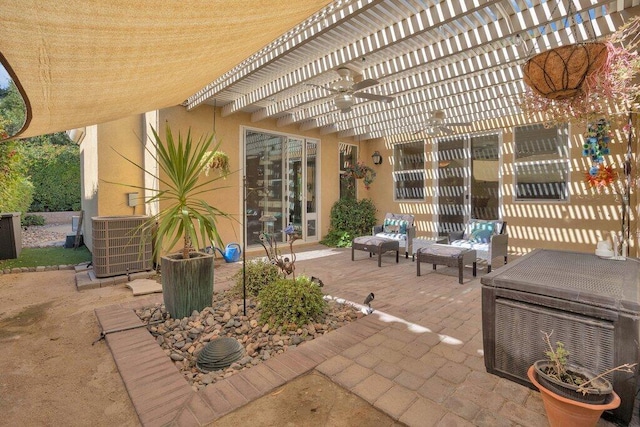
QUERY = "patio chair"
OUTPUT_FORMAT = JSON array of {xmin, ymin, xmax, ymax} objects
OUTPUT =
[
  {"xmin": 446, "ymin": 219, "xmax": 508, "ymax": 273},
  {"xmin": 372, "ymin": 213, "xmax": 416, "ymax": 258}
]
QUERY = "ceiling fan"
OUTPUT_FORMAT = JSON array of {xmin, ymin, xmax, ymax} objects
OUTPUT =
[
  {"xmin": 415, "ymin": 110, "xmax": 470, "ymax": 135},
  {"xmin": 306, "ymin": 67, "xmax": 394, "ymax": 113}
]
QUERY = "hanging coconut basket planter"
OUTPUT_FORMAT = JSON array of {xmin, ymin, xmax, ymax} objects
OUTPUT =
[{"xmin": 522, "ymin": 42, "xmax": 609, "ymax": 100}]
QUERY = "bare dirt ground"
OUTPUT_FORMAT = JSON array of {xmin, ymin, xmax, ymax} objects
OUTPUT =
[
  {"xmin": 0, "ymin": 218, "xmax": 401, "ymax": 426},
  {"xmin": 0, "ymin": 270, "xmax": 140, "ymax": 426}
]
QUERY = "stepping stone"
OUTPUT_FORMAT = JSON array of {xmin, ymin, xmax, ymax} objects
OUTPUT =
[{"xmin": 126, "ymin": 278, "xmax": 162, "ymax": 296}]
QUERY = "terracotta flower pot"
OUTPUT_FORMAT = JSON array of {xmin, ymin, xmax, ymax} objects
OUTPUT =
[
  {"xmin": 528, "ymin": 365, "xmax": 620, "ymax": 427},
  {"xmin": 523, "ymin": 42, "xmax": 608, "ymax": 100}
]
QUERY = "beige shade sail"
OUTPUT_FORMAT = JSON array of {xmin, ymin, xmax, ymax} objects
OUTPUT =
[{"xmin": 0, "ymin": 0, "xmax": 331, "ymax": 139}]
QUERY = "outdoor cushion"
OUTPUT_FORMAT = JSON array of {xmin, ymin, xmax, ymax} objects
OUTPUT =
[
  {"xmin": 383, "ymin": 218, "xmax": 408, "ymax": 235},
  {"xmin": 354, "ymin": 236, "xmax": 396, "ymax": 246},
  {"xmin": 421, "ymin": 245, "xmax": 468, "ymax": 257},
  {"xmin": 446, "ymin": 219, "xmax": 508, "ymax": 272},
  {"xmin": 469, "ymin": 224, "xmax": 494, "ymax": 243},
  {"xmin": 375, "ymin": 232, "xmax": 407, "ymax": 241},
  {"xmin": 449, "ymin": 240, "xmax": 490, "ymax": 261},
  {"xmin": 465, "ymin": 219, "xmax": 501, "ymax": 243}
]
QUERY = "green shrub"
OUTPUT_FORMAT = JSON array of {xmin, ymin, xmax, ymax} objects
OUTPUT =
[
  {"xmin": 0, "ymin": 139, "xmax": 34, "ymax": 214},
  {"xmin": 21, "ymin": 214, "xmax": 45, "ymax": 227},
  {"xmin": 320, "ymin": 197, "xmax": 377, "ymax": 247},
  {"xmin": 232, "ymin": 258, "xmax": 281, "ymax": 297},
  {"xmin": 19, "ymin": 141, "xmax": 81, "ymax": 212},
  {"xmin": 258, "ymin": 276, "xmax": 326, "ymax": 328},
  {"xmin": 5, "ymin": 176, "xmax": 34, "ymax": 215},
  {"xmin": 320, "ymin": 230, "xmax": 352, "ymax": 248},
  {"xmin": 0, "ymin": 81, "xmax": 26, "ymax": 137}
]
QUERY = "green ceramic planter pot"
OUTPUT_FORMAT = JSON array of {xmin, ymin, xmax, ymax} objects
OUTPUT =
[{"xmin": 161, "ymin": 251, "xmax": 214, "ymax": 319}]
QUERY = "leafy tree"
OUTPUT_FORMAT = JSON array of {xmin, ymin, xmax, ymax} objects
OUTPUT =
[
  {"xmin": 0, "ymin": 131, "xmax": 34, "ymax": 213},
  {"xmin": 20, "ymin": 142, "xmax": 80, "ymax": 211},
  {"xmin": 25, "ymin": 132, "xmax": 75, "ymax": 146},
  {"xmin": 0, "ymin": 80, "xmax": 26, "ymax": 136},
  {"xmin": 0, "ymin": 81, "xmax": 33, "ymax": 213},
  {"xmin": 1, "ymin": 80, "xmax": 80, "ymax": 213}
]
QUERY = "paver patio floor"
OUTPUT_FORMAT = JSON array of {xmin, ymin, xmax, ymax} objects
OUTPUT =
[{"xmin": 96, "ymin": 245, "xmax": 638, "ymax": 426}]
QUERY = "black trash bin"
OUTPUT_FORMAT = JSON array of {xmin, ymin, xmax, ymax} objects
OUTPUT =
[{"xmin": 0, "ymin": 212, "xmax": 22, "ymax": 260}]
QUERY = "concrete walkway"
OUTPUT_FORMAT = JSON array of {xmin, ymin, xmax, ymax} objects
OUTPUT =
[{"xmin": 95, "ymin": 246, "xmax": 636, "ymax": 426}]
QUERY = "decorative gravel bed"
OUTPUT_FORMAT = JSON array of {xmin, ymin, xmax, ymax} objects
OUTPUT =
[
  {"xmin": 21, "ymin": 224, "xmax": 69, "ymax": 248},
  {"xmin": 136, "ymin": 288, "xmax": 364, "ymax": 391}
]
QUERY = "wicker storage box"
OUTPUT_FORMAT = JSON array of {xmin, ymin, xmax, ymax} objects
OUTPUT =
[
  {"xmin": 92, "ymin": 216, "xmax": 152, "ymax": 278},
  {"xmin": 481, "ymin": 249, "xmax": 640, "ymax": 424}
]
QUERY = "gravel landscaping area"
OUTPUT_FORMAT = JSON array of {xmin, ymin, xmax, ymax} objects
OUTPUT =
[
  {"xmin": 137, "ymin": 289, "xmax": 364, "ymax": 391},
  {"xmin": 21, "ymin": 212, "xmax": 77, "ymax": 248},
  {"xmin": 4, "ymin": 214, "xmax": 399, "ymax": 425}
]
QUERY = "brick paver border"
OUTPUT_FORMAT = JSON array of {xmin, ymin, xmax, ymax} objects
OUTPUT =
[{"xmin": 95, "ymin": 298, "xmax": 385, "ymax": 426}]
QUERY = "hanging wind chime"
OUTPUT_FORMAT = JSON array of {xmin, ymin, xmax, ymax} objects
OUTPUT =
[{"xmin": 582, "ymin": 118, "xmax": 617, "ymax": 188}]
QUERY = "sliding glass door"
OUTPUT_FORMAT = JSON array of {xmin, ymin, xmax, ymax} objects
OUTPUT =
[
  {"xmin": 306, "ymin": 141, "xmax": 318, "ymax": 239},
  {"xmin": 436, "ymin": 133, "xmax": 501, "ymax": 236},
  {"xmin": 286, "ymin": 138, "xmax": 303, "ymax": 236},
  {"xmin": 244, "ymin": 129, "xmax": 318, "ymax": 246},
  {"xmin": 436, "ymin": 137, "xmax": 468, "ymax": 236},
  {"xmin": 470, "ymin": 134, "xmax": 500, "ymax": 220}
]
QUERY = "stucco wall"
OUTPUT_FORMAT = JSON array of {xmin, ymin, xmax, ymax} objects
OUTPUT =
[
  {"xmin": 97, "ymin": 116, "xmax": 146, "ymax": 216},
  {"xmin": 85, "ymin": 104, "xmax": 363, "ymax": 255},
  {"xmin": 85, "ymin": 106, "xmax": 637, "ymax": 258},
  {"xmin": 363, "ymin": 118, "xmax": 638, "ymax": 257},
  {"xmin": 79, "ymin": 125, "xmax": 99, "ymax": 250},
  {"xmin": 80, "ymin": 116, "xmax": 147, "ymax": 251}
]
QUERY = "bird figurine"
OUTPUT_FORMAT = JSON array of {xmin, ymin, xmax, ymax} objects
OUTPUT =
[{"xmin": 363, "ymin": 292, "xmax": 375, "ymax": 314}]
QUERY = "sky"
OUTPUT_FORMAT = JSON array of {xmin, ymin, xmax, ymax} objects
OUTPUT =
[{"xmin": 0, "ymin": 66, "xmax": 10, "ymax": 88}]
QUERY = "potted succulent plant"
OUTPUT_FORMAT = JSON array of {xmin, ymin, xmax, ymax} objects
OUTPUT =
[
  {"xmin": 114, "ymin": 123, "xmax": 232, "ymax": 319},
  {"xmin": 527, "ymin": 331, "xmax": 636, "ymax": 427}
]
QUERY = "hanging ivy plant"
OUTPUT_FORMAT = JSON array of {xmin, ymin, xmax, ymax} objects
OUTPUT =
[{"xmin": 342, "ymin": 161, "xmax": 376, "ymax": 189}]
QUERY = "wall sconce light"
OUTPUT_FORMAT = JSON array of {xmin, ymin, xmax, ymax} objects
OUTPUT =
[{"xmin": 371, "ymin": 151, "xmax": 383, "ymax": 165}]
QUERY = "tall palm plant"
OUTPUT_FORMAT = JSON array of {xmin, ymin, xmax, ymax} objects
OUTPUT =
[
  {"xmin": 148, "ymin": 125, "xmax": 232, "ymax": 259},
  {"xmin": 111, "ymin": 123, "xmax": 233, "ymax": 318},
  {"xmin": 115, "ymin": 124, "xmax": 232, "ymax": 259}
]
